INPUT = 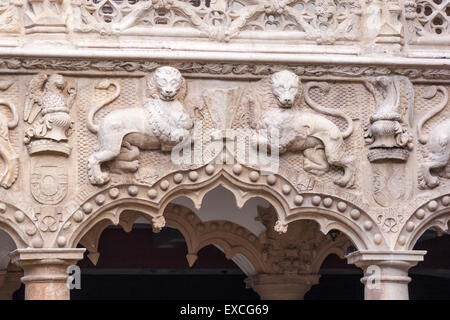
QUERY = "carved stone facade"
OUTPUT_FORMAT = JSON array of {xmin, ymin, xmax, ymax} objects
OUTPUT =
[{"xmin": 0, "ymin": 0, "xmax": 447, "ymax": 300}]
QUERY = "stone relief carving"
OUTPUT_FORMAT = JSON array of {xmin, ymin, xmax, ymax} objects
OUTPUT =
[
  {"xmin": 249, "ymin": 70, "xmax": 356, "ymax": 188},
  {"xmin": 0, "ymin": 0, "xmax": 447, "ymax": 55},
  {"xmin": 0, "ymin": 0, "xmax": 22, "ymax": 33},
  {"xmin": 363, "ymin": 76, "xmax": 413, "ymax": 162},
  {"xmin": 0, "ymin": 59, "xmax": 442, "ymax": 256},
  {"xmin": 417, "ymin": 85, "xmax": 450, "ymax": 189},
  {"xmin": 256, "ymin": 206, "xmax": 349, "ymax": 274},
  {"xmin": 87, "ymin": 66, "xmax": 194, "ymax": 185},
  {"xmin": 24, "ymin": 73, "xmax": 76, "ymax": 155},
  {"xmin": 404, "ymin": 0, "xmax": 450, "ymax": 43},
  {"xmin": 68, "ymin": 0, "xmax": 362, "ymax": 43},
  {"xmin": 363, "ymin": 76, "xmax": 414, "ymax": 207},
  {"xmin": 361, "ymin": 0, "xmax": 403, "ymax": 52},
  {"xmin": 0, "ymin": 80, "xmax": 18, "ymax": 188},
  {"xmin": 30, "ymin": 156, "xmax": 68, "ymax": 204},
  {"xmin": 0, "ymin": 58, "xmax": 449, "ymax": 82},
  {"xmin": 33, "ymin": 205, "xmax": 62, "ymax": 233},
  {"xmin": 23, "ymin": 74, "xmax": 75, "ymax": 207},
  {"xmin": 376, "ymin": 208, "xmax": 404, "ymax": 233},
  {"xmin": 24, "ymin": 0, "xmax": 68, "ymax": 33}
]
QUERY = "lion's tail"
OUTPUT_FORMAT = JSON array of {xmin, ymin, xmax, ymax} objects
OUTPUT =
[
  {"xmin": 304, "ymin": 82, "xmax": 354, "ymax": 139},
  {"xmin": 87, "ymin": 80, "xmax": 121, "ymax": 134},
  {"xmin": 417, "ymin": 86, "xmax": 448, "ymax": 144},
  {"xmin": 0, "ymin": 98, "xmax": 18, "ymax": 130}
]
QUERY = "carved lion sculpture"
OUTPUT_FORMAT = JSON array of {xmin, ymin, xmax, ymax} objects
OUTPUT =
[
  {"xmin": 87, "ymin": 66, "xmax": 193, "ymax": 185},
  {"xmin": 249, "ymin": 70, "xmax": 355, "ymax": 188},
  {"xmin": 417, "ymin": 86, "xmax": 450, "ymax": 189}
]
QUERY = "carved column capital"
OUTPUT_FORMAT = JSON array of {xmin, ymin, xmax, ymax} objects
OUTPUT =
[
  {"xmin": 10, "ymin": 248, "xmax": 85, "ymax": 300},
  {"xmin": 346, "ymin": 250, "xmax": 426, "ymax": 300},
  {"xmin": 245, "ymin": 274, "xmax": 321, "ymax": 300}
]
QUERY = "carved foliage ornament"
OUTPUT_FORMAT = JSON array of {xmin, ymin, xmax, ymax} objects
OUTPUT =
[
  {"xmin": 70, "ymin": 0, "xmax": 362, "ymax": 43},
  {"xmin": 405, "ymin": 0, "xmax": 450, "ymax": 42},
  {"xmin": 0, "ymin": 0, "xmax": 22, "ymax": 33},
  {"xmin": 0, "ymin": 58, "xmax": 449, "ymax": 81}
]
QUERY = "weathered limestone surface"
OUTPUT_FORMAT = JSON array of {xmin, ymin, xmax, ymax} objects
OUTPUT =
[{"xmin": 0, "ymin": 0, "xmax": 447, "ymax": 300}]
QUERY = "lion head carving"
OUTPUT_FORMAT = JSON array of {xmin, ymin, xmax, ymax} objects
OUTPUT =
[
  {"xmin": 147, "ymin": 66, "xmax": 187, "ymax": 102},
  {"xmin": 247, "ymin": 69, "xmax": 302, "ymax": 129},
  {"xmin": 270, "ymin": 70, "xmax": 302, "ymax": 108}
]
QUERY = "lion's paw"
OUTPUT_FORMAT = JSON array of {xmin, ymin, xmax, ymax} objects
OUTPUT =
[
  {"xmin": 89, "ymin": 172, "xmax": 110, "ymax": 185},
  {"xmin": 334, "ymin": 173, "xmax": 354, "ymax": 189}
]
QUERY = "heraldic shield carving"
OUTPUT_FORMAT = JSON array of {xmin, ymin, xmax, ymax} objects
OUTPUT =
[{"xmin": 30, "ymin": 156, "xmax": 68, "ymax": 205}]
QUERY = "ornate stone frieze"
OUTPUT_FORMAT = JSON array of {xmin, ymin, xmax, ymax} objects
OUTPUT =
[
  {"xmin": 0, "ymin": 58, "xmax": 448, "ymax": 82},
  {"xmin": 0, "ymin": 59, "xmax": 444, "ymax": 258}
]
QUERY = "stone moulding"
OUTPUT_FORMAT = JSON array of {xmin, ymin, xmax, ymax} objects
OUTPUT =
[
  {"xmin": 0, "ymin": 56, "xmax": 448, "ymax": 81},
  {"xmin": 0, "ymin": 0, "xmax": 448, "ymax": 59},
  {"xmin": 396, "ymin": 194, "xmax": 450, "ymax": 250},
  {"xmin": 0, "ymin": 200, "xmax": 43, "ymax": 249},
  {"xmin": 0, "ymin": 55, "xmax": 446, "ymax": 280},
  {"xmin": 77, "ymin": 203, "xmax": 352, "ymax": 276}
]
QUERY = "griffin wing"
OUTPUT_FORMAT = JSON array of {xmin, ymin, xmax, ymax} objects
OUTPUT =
[{"xmin": 24, "ymin": 73, "xmax": 47, "ymax": 124}]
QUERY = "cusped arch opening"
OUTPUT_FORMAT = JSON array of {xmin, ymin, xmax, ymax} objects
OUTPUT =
[
  {"xmin": 171, "ymin": 185, "xmax": 270, "ymax": 237},
  {"xmin": 400, "ymin": 197, "xmax": 450, "ymax": 251},
  {"xmin": 73, "ymin": 211, "xmax": 259, "ymax": 299},
  {"xmin": 408, "ymin": 227, "xmax": 450, "ymax": 300}
]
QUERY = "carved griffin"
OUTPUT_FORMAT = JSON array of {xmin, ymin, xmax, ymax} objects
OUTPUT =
[
  {"xmin": 248, "ymin": 70, "xmax": 355, "ymax": 188},
  {"xmin": 417, "ymin": 86, "xmax": 450, "ymax": 189},
  {"xmin": 87, "ymin": 66, "xmax": 193, "ymax": 185}
]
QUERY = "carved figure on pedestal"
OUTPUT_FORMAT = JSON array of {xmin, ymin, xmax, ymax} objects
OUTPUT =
[
  {"xmin": 87, "ymin": 66, "xmax": 193, "ymax": 185},
  {"xmin": 0, "ymin": 80, "xmax": 18, "ymax": 188},
  {"xmin": 363, "ymin": 76, "xmax": 413, "ymax": 162},
  {"xmin": 24, "ymin": 74, "xmax": 76, "ymax": 149},
  {"xmin": 249, "ymin": 70, "xmax": 355, "ymax": 188},
  {"xmin": 417, "ymin": 86, "xmax": 450, "ymax": 189}
]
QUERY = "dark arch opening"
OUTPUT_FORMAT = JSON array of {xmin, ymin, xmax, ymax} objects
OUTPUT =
[
  {"xmin": 304, "ymin": 253, "xmax": 363, "ymax": 300},
  {"xmin": 70, "ymin": 224, "xmax": 258, "ymax": 300},
  {"xmin": 409, "ymin": 225, "xmax": 450, "ymax": 300}
]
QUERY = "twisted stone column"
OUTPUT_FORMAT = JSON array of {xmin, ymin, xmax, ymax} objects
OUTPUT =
[
  {"xmin": 10, "ymin": 248, "xmax": 85, "ymax": 300},
  {"xmin": 245, "ymin": 274, "xmax": 320, "ymax": 300},
  {"xmin": 346, "ymin": 250, "xmax": 426, "ymax": 300}
]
